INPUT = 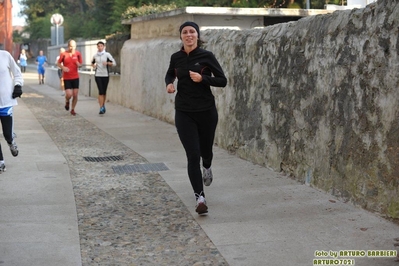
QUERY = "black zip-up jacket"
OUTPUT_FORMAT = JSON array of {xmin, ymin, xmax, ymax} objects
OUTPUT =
[{"xmin": 165, "ymin": 47, "xmax": 227, "ymax": 112}]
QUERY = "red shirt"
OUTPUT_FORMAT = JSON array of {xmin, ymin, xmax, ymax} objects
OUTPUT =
[{"xmin": 58, "ymin": 50, "xmax": 82, "ymax": 80}]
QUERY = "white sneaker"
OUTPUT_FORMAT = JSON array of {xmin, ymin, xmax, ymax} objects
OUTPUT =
[
  {"xmin": 9, "ymin": 140, "xmax": 18, "ymax": 157},
  {"xmin": 195, "ymin": 195, "xmax": 208, "ymax": 214},
  {"xmin": 202, "ymin": 167, "xmax": 213, "ymax": 186},
  {"xmin": 0, "ymin": 162, "xmax": 5, "ymax": 173}
]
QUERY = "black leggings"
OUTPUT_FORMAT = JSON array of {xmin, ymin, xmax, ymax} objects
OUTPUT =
[
  {"xmin": 175, "ymin": 107, "xmax": 218, "ymax": 197},
  {"xmin": 0, "ymin": 115, "xmax": 13, "ymax": 161},
  {"xmin": 95, "ymin": 76, "xmax": 109, "ymax": 95}
]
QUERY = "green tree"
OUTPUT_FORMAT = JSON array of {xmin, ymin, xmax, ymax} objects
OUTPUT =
[
  {"xmin": 111, "ymin": 0, "xmax": 137, "ymax": 33},
  {"xmin": 20, "ymin": 0, "xmax": 78, "ymax": 39},
  {"xmin": 91, "ymin": 0, "xmax": 116, "ymax": 36},
  {"xmin": 12, "ymin": 30, "xmax": 24, "ymax": 44}
]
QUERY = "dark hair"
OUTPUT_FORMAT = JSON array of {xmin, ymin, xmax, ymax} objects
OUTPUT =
[{"xmin": 97, "ymin": 41, "xmax": 105, "ymax": 46}]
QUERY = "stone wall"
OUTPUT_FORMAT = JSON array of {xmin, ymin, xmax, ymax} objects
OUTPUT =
[{"xmin": 222, "ymin": 2, "xmax": 399, "ymax": 216}]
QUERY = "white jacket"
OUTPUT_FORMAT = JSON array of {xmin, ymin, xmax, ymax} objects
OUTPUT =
[
  {"xmin": 0, "ymin": 50, "xmax": 23, "ymax": 108},
  {"xmin": 92, "ymin": 51, "xmax": 117, "ymax": 77}
]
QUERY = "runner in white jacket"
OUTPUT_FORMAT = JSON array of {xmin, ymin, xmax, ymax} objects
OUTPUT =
[
  {"xmin": 0, "ymin": 50, "xmax": 24, "ymax": 172},
  {"xmin": 91, "ymin": 41, "xmax": 116, "ymax": 115}
]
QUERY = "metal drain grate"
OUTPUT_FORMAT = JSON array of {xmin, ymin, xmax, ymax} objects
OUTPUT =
[
  {"xmin": 83, "ymin": 155, "xmax": 123, "ymax": 162},
  {"xmin": 112, "ymin": 163, "xmax": 169, "ymax": 174}
]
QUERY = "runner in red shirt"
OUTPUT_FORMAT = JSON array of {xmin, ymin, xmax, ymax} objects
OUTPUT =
[{"xmin": 57, "ymin": 39, "xmax": 83, "ymax": 116}]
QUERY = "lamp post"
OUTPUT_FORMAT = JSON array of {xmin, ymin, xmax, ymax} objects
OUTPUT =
[{"xmin": 50, "ymin": 13, "xmax": 63, "ymax": 45}]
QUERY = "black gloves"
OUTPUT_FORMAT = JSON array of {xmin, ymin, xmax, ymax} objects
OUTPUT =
[{"xmin": 12, "ymin": 85, "xmax": 23, "ymax": 99}]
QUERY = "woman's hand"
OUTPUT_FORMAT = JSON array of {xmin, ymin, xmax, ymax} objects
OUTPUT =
[
  {"xmin": 189, "ymin": 71, "xmax": 202, "ymax": 83},
  {"xmin": 166, "ymin": 83, "xmax": 175, "ymax": 93}
]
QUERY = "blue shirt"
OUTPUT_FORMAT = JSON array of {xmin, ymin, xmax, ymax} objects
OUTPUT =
[{"xmin": 36, "ymin": 55, "xmax": 47, "ymax": 67}]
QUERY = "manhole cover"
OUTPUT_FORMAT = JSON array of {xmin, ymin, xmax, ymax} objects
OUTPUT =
[
  {"xmin": 83, "ymin": 156, "xmax": 123, "ymax": 162},
  {"xmin": 112, "ymin": 163, "xmax": 169, "ymax": 174}
]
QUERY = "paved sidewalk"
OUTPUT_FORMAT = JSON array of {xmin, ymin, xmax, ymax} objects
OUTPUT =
[
  {"xmin": 0, "ymin": 76, "xmax": 81, "ymax": 265},
  {"xmin": 1, "ymin": 71, "xmax": 398, "ymax": 266}
]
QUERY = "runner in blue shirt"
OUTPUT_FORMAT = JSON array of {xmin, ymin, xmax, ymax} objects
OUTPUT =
[{"xmin": 35, "ymin": 50, "xmax": 47, "ymax": 84}]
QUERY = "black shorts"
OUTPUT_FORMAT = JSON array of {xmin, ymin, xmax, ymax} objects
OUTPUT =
[
  {"xmin": 57, "ymin": 69, "xmax": 63, "ymax": 79},
  {"xmin": 64, "ymin": 78, "xmax": 79, "ymax": 89}
]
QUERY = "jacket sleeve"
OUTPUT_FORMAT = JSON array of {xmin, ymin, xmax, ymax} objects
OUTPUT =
[
  {"xmin": 106, "ymin": 53, "xmax": 117, "ymax": 66},
  {"xmin": 165, "ymin": 56, "xmax": 176, "ymax": 86},
  {"xmin": 201, "ymin": 52, "xmax": 227, "ymax": 88},
  {"xmin": 9, "ymin": 53, "xmax": 23, "ymax": 86}
]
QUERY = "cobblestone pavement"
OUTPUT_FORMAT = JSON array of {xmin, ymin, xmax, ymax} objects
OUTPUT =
[{"xmin": 22, "ymin": 86, "xmax": 228, "ymax": 266}]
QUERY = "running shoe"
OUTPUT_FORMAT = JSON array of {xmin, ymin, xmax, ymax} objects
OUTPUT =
[
  {"xmin": 8, "ymin": 140, "xmax": 18, "ymax": 157},
  {"xmin": 70, "ymin": 109, "xmax": 76, "ymax": 116},
  {"xmin": 202, "ymin": 167, "xmax": 213, "ymax": 186},
  {"xmin": 65, "ymin": 101, "xmax": 70, "ymax": 111},
  {"xmin": 0, "ymin": 162, "xmax": 5, "ymax": 173},
  {"xmin": 99, "ymin": 106, "xmax": 105, "ymax": 115},
  {"xmin": 195, "ymin": 195, "xmax": 208, "ymax": 214}
]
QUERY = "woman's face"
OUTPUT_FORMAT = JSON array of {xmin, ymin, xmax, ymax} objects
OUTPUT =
[{"xmin": 180, "ymin": 26, "xmax": 198, "ymax": 47}]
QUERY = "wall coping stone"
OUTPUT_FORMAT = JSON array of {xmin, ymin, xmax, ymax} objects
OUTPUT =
[{"xmin": 122, "ymin": 6, "xmax": 335, "ymax": 25}]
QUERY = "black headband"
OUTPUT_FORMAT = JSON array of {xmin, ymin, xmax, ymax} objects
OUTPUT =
[{"xmin": 179, "ymin": 21, "xmax": 200, "ymax": 39}]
